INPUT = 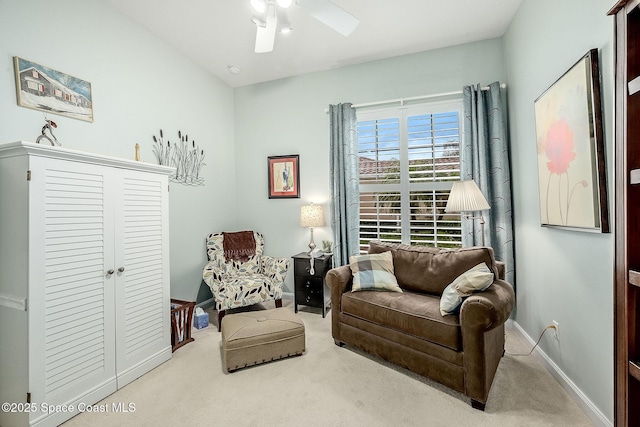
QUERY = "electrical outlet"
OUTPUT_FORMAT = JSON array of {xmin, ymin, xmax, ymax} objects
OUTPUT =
[{"xmin": 552, "ymin": 320, "xmax": 560, "ymax": 342}]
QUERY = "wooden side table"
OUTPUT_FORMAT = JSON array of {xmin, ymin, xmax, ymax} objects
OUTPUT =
[{"xmin": 292, "ymin": 252, "xmax": 333, "ymax": 318}]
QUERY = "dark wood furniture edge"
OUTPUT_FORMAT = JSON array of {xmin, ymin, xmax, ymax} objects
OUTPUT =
[
  {"xmin": 613, "ymin": 4, "xmax": 627, "ymax": 424},
  {"xmin": 629, "ymin": 360, "xmax": 640, "ymax": 381},
  {"xmin": 609, "ymin": 0, "xmax": 640, "ymax": 15},
  {"xmin": 612, "ymin": 2, "xmax": 640, "ymax": 425}
]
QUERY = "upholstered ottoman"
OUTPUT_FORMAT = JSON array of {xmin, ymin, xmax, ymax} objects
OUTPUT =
[{"xmin": 221, "ymin": 308, "xmax": 305, "ymax": 372}]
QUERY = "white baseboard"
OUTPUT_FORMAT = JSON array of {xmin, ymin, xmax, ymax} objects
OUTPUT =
[
  {"xmin": 117, "ymin": 346, "xmax": 172, "ymax": 389},
  {"xmin": 508, "ymin": 320, "xmax": 612, "ymax": 427}
]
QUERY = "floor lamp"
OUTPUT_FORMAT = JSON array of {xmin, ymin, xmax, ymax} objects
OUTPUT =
[{"xmin": 445, "ymin": 180, "xmax": 491, "ymax": 246}]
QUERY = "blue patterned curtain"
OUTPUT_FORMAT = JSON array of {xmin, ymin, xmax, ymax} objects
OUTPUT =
[
  {"xmin": 462, "ymin": 82, "xmax": 515, "ymax": 286},
  {"xmin": 329, "ymin": 103, "xmax": 360, "ymax": 267}
]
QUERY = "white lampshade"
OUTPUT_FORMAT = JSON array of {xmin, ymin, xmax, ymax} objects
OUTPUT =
[
  {"xmin": 300, "ymin": 204, "xmax": 325, "ymax": 228},
  {"xmin": 445, "ymin": 180, "xmax": 490, "ymax": 213}
]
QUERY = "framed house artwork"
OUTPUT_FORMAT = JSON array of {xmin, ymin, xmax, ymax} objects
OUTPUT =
[
  {"xmin": 533, "ymin": 49, "xmax": 609, "ymax": 233},
  {"xmin": 13, "ymin": 56, "xmax": 94, "ymax": 123},
  {"xmin": 268, "ymin": 155, "xmax": 300, "ymax": 199}
]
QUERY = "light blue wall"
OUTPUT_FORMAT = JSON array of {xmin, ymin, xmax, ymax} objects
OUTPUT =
[
  {"xmin": 503, "ymin": 0, "xmax": 614, "ymax": 422},
  {"xmin": 234, "ymin": 38, "xmax": 507, "ymax": 293},
  {"xmin": 236, "ymin": 3, "xmax": 615, "ymax": 420},
  {"xmin": 0, "ymin": 0, "xmax": 237, "ymax": 301},
  {"xmin": 0, "ymin": 0, "xmax": 616, "ymax": 421}
]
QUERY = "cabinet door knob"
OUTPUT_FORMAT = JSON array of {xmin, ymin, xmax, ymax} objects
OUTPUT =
[
  {"xmin": 118, "ymin": 267, "xmax": 125, "ymax": 273},
  {"xmin": 106, "ymin": 269, "xmax": 115, "ymax": 275}
]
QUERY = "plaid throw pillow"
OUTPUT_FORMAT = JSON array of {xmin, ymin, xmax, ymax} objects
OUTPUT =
[{"xmin": 349, "ymin": 251, "xmax": 402, "ymax": 293}]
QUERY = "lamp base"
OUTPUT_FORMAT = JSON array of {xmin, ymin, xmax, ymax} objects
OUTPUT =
[
  {"xmin": 465, "ymin": 214, "xmax": 486, "ymax": 247},
  {"xmin": 307, "ymin": 227, "xmax": 316, "ymax": 254}
]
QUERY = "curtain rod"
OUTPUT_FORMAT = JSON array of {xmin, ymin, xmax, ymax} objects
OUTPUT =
[{"xmin": 343, "ymin": 83, "xmax": 507, "ymax": 111}]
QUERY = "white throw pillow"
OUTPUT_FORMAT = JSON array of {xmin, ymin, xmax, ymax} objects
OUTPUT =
[
  {"xmin": 452, "ymin": 262, "xmax": 494, "ymax": 296},
  {"xmin": 440, "ymin": 263, "xmax": 494, "ymax": 316}
]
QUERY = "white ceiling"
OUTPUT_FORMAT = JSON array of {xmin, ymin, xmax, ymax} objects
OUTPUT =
[{"xmin": 105, "ymin": 0, "xmax": 522, "ymax": 88}]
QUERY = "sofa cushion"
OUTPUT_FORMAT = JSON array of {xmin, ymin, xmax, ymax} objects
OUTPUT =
[
  {"xmin": 341, "ymin": 289, "xmax": 461, "ymax": 351},
  {"xmin": 349, "ymin": 251, "xmax": 402, "ymax": 293},
  {"xmin": 368, "ymin": 241, "xmax": 496, "ymax": 295}
]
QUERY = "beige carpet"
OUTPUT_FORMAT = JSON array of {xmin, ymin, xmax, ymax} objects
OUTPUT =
[{"xmin": 63, "ymin": 301, "xmax": 593, "ymax": 426}]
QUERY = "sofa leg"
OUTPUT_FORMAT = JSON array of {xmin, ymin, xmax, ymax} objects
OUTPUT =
[
  {"xmin": 275, "ymin": 299, "xmax": 282, "ymax": 308},
  {"xmin": 471, "ymin": 400, "xmax": 486, "ymax": 411},
  {"xmin": 218, "ymin": 310, "xmax": 226, "ymax": 332},
  {"xmin": 334, "ymin": 339, "xmax": 344, "ymax": 347}
]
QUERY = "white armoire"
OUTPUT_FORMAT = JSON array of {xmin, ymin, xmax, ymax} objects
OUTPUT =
[{"xmin": 0, "ymin": 141, "xmax": 174, "ymax": 427}]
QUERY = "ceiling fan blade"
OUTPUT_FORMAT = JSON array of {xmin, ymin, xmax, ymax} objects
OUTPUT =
[
  {"xmin": 297, "ymin": 0, "xmax": 359, "ymax": 36},
  {"xmin": 255, "ymin": 4, "xmax": 278, "ymax": 53}
]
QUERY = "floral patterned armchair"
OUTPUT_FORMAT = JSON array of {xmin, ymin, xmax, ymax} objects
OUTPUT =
[{"xmin": 202, "ymin": 231, "xmax": 289, "ymax": 331}]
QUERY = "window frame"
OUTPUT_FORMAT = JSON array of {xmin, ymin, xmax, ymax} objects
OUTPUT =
[{"xmin": 356, "ymin": 99, "xmax": 463, "ymax": 251}]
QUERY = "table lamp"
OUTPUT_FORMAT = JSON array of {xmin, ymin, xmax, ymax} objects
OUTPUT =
[{"xmin": 300, "ymin": 203, "xmax": 325, "ymax": 253}]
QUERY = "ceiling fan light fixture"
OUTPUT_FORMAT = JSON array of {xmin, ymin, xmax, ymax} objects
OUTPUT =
[
  {"xmin": 253, "ymin": 0, "xmax": 360, "ymax": 53},
  {"xmin": 276, "ymin": 0, "xmax": 293, "ymax": 8},
  {"xmin": 276, "ymin": 7, "xmax": 292, "ymax": 33},
  {"xmin": 250, "ymin": 0, "xmax": 266, "ymax": 13},
  {"xmin": 251, "ymin": 14, "xmax": 267, "ymax": 27}
]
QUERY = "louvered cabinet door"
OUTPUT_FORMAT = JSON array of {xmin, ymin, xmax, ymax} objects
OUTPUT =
[
  {"xmin": 0, "ymin": 142, "xmax": 173, "ymax": 426},
  {"xmin": 114, "ymin": 169, "xmax": 171, "ymax": 388},
  {"xmin": 27, "ymin": 156, "xmax": 117, "ymax": 425}
]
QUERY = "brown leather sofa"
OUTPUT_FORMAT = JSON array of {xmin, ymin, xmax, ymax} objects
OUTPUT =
[{"xmin": 327, "ymin": 241, "xmax": 515, "ymax": 410}]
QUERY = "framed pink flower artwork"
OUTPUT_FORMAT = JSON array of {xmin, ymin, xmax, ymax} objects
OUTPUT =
[{"xmin": 534, "ymin": 49, "xmax": 609, "ymax": 233}]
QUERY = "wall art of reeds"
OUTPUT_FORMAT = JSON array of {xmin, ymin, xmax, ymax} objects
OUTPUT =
[{"xmin": 152, "ymin": 129, "xmax": 206, "ymax": 186}]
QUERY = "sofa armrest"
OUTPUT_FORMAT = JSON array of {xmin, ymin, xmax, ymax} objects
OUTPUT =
[
  {"xmin": 495, "ymin": 261, "xmax": 505, "ymax": 280},
  {"xmin": 460, "ymin": 279, "xmax": 514, "ymax": 332},
  {"xmin": 326, "ymin": 265, "xmax": 353, "ymax": 342},
  {"xmin": 459, "ymin": 279, "xmax": 515, "ymax": 404},
  {"xmin": 327, "ymin": 265, "xmax": 352, "ymax": 293}
]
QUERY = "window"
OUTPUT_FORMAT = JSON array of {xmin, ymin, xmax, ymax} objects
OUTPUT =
[{"xmin": 356, "ymin": 101, "xmax": 462, "ymax": 253}]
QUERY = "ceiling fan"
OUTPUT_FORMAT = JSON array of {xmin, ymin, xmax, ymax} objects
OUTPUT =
[{"xmin": 250, "ymin": 0, "xmax": 359, "ymax": 53}]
